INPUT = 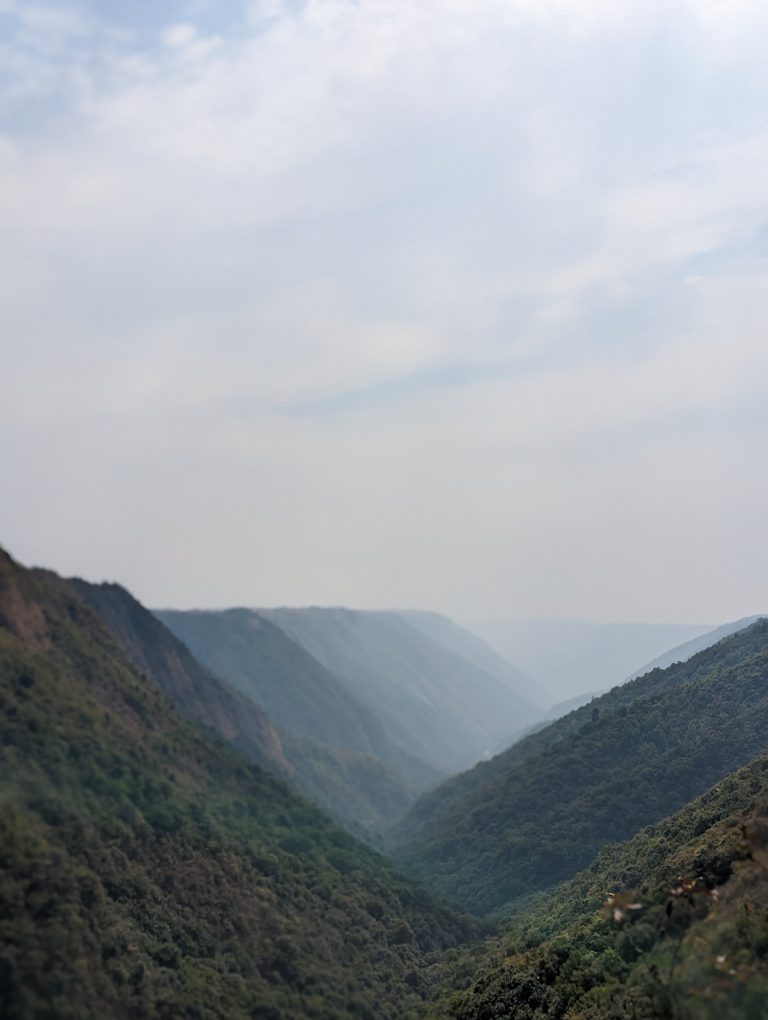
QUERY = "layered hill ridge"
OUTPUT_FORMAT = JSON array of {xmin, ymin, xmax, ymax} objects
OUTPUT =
[
  {"xmin": 0, "ymin": 547, "xmax": 473, "ymax": 1019},
  {"xmin": 64, "ymin": 579, "xmax": 416, "ymax": 838},
  {"xmin": 259, "ymin": 607, "xmax": 541, "ymax": 774},
  {"xmin": 471, "ymin": 619, "xmax": 712, "ymax": 705},
  {"xmin": 396, "ymin": 610, "xmax": 536, "ymax": 705},
  {"xmin": 393, "ymin": 619, "xmax": 768, "ymax": 914},
  {"xmin": 157, "ymin": 607, "xmax": 440, "ymax": 792}
]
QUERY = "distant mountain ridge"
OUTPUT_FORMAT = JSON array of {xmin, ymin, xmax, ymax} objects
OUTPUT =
[
  {"xmin": 628, "ymin": 614, "xmax": 767, "ymax": 679},
  {"xmin": 396, "ymin": 609, "xmax": 538, "ymax": 706},
  {"xmin": 259, "ymin": 607, "xmax": 541, "ymax": 773},
  {"xmin": 157, "ymin": 607, "xmax": 441, "ymax": 793},
  {"xmin": 470, "ymin": 618, "xmax": 712, "ymax": 704}
]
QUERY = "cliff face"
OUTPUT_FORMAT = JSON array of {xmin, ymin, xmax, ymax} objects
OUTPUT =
[{"xmin": 0, "ymin": 549, "xmax": 51, "ymax": 651}]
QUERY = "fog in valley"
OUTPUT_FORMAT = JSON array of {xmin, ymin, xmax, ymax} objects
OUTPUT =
[{"xmin": 4, "ymin": 3, "xmax": 768, "ymax": 1018}]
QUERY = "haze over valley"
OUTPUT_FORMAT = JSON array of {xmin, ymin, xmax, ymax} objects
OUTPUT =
[{"xmin": 3, "ymin": 1, "xmax": 768, "ymax": 1017}]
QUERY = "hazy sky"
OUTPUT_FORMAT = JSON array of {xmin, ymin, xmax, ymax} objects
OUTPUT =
[{"xmin": 2, "ymin": 0, "xmax": 768, "ymax": 622}]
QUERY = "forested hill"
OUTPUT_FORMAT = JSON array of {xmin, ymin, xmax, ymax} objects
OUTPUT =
[
  {"xmin": 0, "ymin": 548, "xmax": 474, "ymax": 1019},
  {"xmin": 394, "ymin": 618, "xmax": 768, "ymax": 840},
  {"xmin": 64, "ymin": 577, "xmax": 416, "ymax": 839},
  {"xmin": 393, "ymin": 619, "xmax": 768, "ymax": 915},
  {"xmin": 429, "ymin": 753, "xmax": 768, "ymax": 1018},
  {"xmin": 61, "ymin": 576, "xmax": 290, "ymax": 771}
]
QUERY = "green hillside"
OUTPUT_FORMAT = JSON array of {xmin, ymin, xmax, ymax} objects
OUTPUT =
[
  {"xmin": 394, "ymin": 621, "xmax": 768, "ymax": 914},
  {"xmin": 427, "ymin": 753, "xmax": 768, "ymax": 1018},
  {"xmin": 0, "ymin": 549, "xmax": 474, "ymax": 1019},
  {"xmin": 64, "ymin": 577, "xmax": 290, "ymax": 772},
  {"xmin": 69, "ymin": 578, "xmax": 414, "ymax": 839}
]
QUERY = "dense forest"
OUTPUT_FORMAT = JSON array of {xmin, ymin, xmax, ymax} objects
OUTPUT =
[
  {"xmin": 393, "ymin": 621, "xmax": 768, "ymax": 913},
  {"xmin": 428, "ymin": 754, "xmax": 768, "ymax": 1018}
]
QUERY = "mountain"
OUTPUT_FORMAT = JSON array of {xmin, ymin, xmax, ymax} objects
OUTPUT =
[
  {"xmin": 0, "ymin": 547, "xmax": 474, "ymax": 1019},
  {"xmin": 259, "ymin": 608, "xmax": 542, "ymax": 774},
  {"xmin": 393, "ymin": 620, "xmax": 768, "ymax": 914},
  {"xmin": 396, "ymin": 610, "xmax": 538, "ymax": 707},
  {"xmin": 628, "ymin": 614, "xmax": 766, "ymax": 680},
  {"xmin": 488, "ymin": 691, "xmax": 607, "ymax": 762},
  {"xmin": 470, "ymin": 619, "xmax": 711, "ymax": 705},
  {"xmin": 64, "ymin": 578, "xmax": 415, "ymax": 838},
  {"xmin": 63, "ymin": 577, "xmax": 289, "ymax": 770},
  {"xmin": 157, "ymin": 607, "xmax": 440, "ymax": 792},
  {"xmin": 428, "ymin": 752, "xmax": 768, "ymax": 1018}
]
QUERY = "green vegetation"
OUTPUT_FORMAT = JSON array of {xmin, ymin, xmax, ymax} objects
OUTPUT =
[
  {"xmin": 7, "ymin": 543, "xmax": 768, "ymax": 1020},
  {"xmin": 69, "ymin": 578, "xmax": 415, "ymax": 840},
  {"xmin": 394, "ymin": 621, "xmax": 768, "ymax": 913},
  {"xmin": 0, "ymin": 550, "xmax": 474, "ymax": 1019},
  {"xmin": 280, "ymin": 731, "xmax": 416, "ymax": 843},
  {"xmin": 426, "ymin": 754, "xmax": 768, "ymax": 1018}
]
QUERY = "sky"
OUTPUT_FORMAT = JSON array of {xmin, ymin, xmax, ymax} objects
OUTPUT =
[{"xmin": 1, "ymin": 0, "xmax": 768, "ymax": 623}]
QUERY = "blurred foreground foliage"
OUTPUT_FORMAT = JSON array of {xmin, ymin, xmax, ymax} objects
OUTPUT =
[{"xmin": 427, "ymin": 755, "xmax": 768, "ymax": 1019}]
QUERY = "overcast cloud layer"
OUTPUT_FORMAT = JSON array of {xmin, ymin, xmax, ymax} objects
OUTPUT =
[{"xmin": 2, "ymin": 0, "xmax": 767, "ymax": 622}]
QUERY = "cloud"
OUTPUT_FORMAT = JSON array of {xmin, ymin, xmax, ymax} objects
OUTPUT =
[{"xmin": 2, "ymin": 0, "xmax": 768, "ymax": 620}]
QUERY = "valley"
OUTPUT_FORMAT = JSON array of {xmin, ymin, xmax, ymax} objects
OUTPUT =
[{"xmin": 3, "ymin": 544, "xmax": 768, "ymax": 1019}]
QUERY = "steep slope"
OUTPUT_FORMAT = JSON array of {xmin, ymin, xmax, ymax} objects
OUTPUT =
[
  {"xmin": 394, "ymin": 620, "xmax": 768, "ymax": 914},
  {"xmin": 397, "ymin": 610, "xmax": 539, "ymax": 708},
  {"xmin": 261, "ymin": 608, "xmax": 541, "ymax": 774},
  {"xmin": 429, "ymin": 753, "xmax": 768, "ymax": 1018},
  {"xmin": 471, "ymin": 619, "xmax": 711, "ymax": 704},
  {"xmin": 628, "ymin": 614, "xmax": 766, "ymax": 680},
  {"xmin": 65, "ymin": 579, "xmax": 415, "ymax": 837},
  {"xmin": 396, "ymin": 620, "xmax": 768, "ymax": 840},
  {"xmin": 157, "ymin": 607, "xmax": 440, "ymax": 791},
  {"xmin": 63, "ymin": 576, "xmax": 289, "ymax": 770},
  {"xmin": 279, "ymin": 731, "xmax": 416, "ymax": 837},
  {"xmin": 0, "ymin": 548, "xmax": 473, "ymax": 1019}
]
